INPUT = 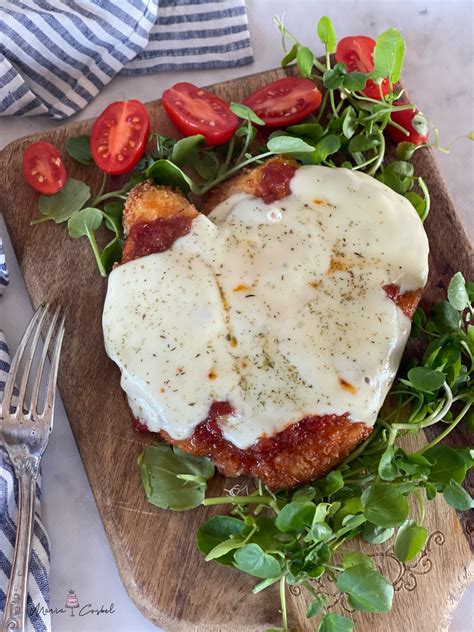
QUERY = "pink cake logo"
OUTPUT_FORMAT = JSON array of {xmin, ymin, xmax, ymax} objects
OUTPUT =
[{"xmin": 65, "ymin": 589, "xmax": 79, "ymax": 617}]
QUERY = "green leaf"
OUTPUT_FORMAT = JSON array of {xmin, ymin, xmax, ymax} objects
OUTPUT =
[
  {"xmin": 67, "ymin": 207, "xmax": 102, "ymax": 238},
  {"xmin": 281, "ymin": 43, "xmax": 298, "ymax": 67},
  {"xmin": 344, "ymin": 71, "xmax": 368, "ymax": 92},
  {"xmin": 349, "ymin": 134, "xmax": 381, "ymax": 153},
  {"xmin": 230, "ymin": 103, "xmax": 265, "ymax": 126},
  {"xmin": 404, "ymin": 191, "xmax": 427, "ymax": 221},
  {"xmin": 342, "ymin": 552, "xmax": 375, "ymax": 570},
  {"xmin": 317, "ymin": 16, "xmax": 337, "ymax": 53},
  {"xmin": 286, "ymin": 123, "xmax": 324, "ymax": 142},
  {"xmin": 373, "ymin": 28, "xmax": 405, "ymax": 83},
  {"xmin": 170, "ymin": 134, "xmax": 205, "ymax": 166},
  {"xmin": 443, "ymin": 480, "xmax": 474, "ymax": 510},
  {"xmin": 204, "ymin": 537, "xmax": 246, "ymax": 561},
  {"xmin": 407, "ymin": 366, "xmax": 445, "ymax": 393},
  {"xmin": 197, "ymin": 516, "xmax": 247, "ymax": 566},
  {"xmin": 233, "ymin": 544, "xmax": 281, "ymax": 579},
  {"xmin": 103, "ymin": 200, "xmax": 124, "ymax": 237},
  {"xmin": 363, "ymin": 523, "xmax": 394, "ymax": 544},
  {"xmin": 267, "ymin": 135, "xmax": 315, "ymax": 154},
  {"xmin": 325, "ymin": 470, "xmax": 344, "ymax": 495},
  {"xmin": 377, "ymin": 160, "xmax": 414, "ymax": 194},
  {"xmin": 38, "ymin": 178, "xmax": 91, "ymax": 223},
  {"xmin": 138, "ymin": 444, "xmax": 214, "ymax": 511},
  {"xmin": 275, "ymin": 501, "xmax": 316, "ymax": 533},
  {"xmin": 316, "ymin": 134, "xmax": 341, "ymax": 161},
  {"xmin": 307, "ymin": 522, "xmax": 333, "ymax": 542},
  {"xmin": 432, "ymin": 301, "xmax": 461, "ymax": 334},
  {"xmin": 342, "ymin": 107, "xmax": 358, "ymax": 139},
  {"xmin": 424, "ymin": 445, "xmax": 467, "ymax": 486},
  {"xmin": 362, "ymin": 483, "xmax": 409, "ymax": 528},
  {"xmin": 307, "ymin": 594, "xmax": 328, "ymax": 618},
  {"xmin": 146, "ymin": 159, "xmax": 197, "ymax": 192},
  {"xmin": 396, "ymin": 141, "xmax": 417, "ymax": 161},
  {"xmin": 292, "ymin": 485, "xmax": 316, "ymax": 502},
  {"xmin": 323, "ymin": 67, "xmax": 345, "ymax": 90},
  {"xmin": 297, "ymin": 46, "xmax": 315, "ymax": 79},
  {"xmin": 336, "ymin": 564, "xmax": 393, "ymax": 612},
  {"xmin": 394, "ymin": 520, "xmax": 428, "ymax": 561},
  {"xmin": 378, "ymin": 447, "xmax": 399, "ymax": 481},
  {"xmin": 195, "ymin": 152, "xmax": 219, "ymax": 180},
  {"xmin": 100, "ymin": 236, "xmax": 122, "ymax": 273},
  {"xmin": 318, "ymin": 613, "xmax": 354, "ymax": 632},
  {"xmin": 65, "ymin": 135, "xmax": 93, "ymax": 165},
  {"xmin": 447, "ymin": 272, "xmax": 470, "ymax": 311},
  {"xmin": 425, "ymin": 482, "xmax": 437, "ymax": 500}
]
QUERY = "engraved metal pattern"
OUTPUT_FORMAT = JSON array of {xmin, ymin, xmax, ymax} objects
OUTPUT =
[{"xmin": 289, "ymin": 530, "xmax": 446, "ymax": 613}]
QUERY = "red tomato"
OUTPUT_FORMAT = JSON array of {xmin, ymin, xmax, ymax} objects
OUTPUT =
[
  {"xmin": 91, "ymin": 100, "xmax": 150, "ymax": 175},
  {"xmin": 386, "ymin": 102, "xmax": 428, "ymax": 145},
  {"xmin": 162, "ymin": 82, "xmax": 238, "ymax": 146},
  {"xmin": 335, "ymin": 36, "xmax": 391, "ymax": 100},
  {"xmin": 243, "ymin": 77, "xmax": 322, "ymax": 127},
  {"xmin": 22, "ymin": 141, "xmax": 67, "ymax": 194}
]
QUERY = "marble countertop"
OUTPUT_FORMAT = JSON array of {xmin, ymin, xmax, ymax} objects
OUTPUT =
[{"xmin": 0, "ymin": 1, "xmax": 472, "ymax": 630}]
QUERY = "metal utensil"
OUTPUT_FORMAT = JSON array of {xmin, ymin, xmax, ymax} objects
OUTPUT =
[{"xmin": 0, "ymin": 304, "xmax": 65, "ymax": 632}]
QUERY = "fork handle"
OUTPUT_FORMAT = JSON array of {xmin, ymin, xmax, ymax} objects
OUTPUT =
[{"xmin": 1, "ymin": 469, "xmax": 37, "ymax": 632}]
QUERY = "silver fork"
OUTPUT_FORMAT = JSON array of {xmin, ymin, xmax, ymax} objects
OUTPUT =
[{"xmin": 0, "ymin": 305, "xmax": 65, "ymax": 632}]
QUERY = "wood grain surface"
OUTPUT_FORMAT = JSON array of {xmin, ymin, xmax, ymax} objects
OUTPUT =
[{"xmin": 0, "ymin": 67, "xmax": 472, "ymax": 631}]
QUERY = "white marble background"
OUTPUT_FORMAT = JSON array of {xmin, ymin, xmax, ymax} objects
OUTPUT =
[{"xmin": 0, "ymin": 1, "xmax": 472, "ymax": 631}]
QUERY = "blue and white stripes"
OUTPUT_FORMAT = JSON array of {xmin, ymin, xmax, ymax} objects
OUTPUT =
[
  {"xmin": 0, "ymin": 239, "xmax": 8, "ymax": 290},
  {"xmin": 0, "ymin": 0, "xmax": 253, "ymax": 119}
]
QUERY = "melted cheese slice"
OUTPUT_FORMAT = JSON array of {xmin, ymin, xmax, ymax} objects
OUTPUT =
[{"xmin": 103, "ymin": 166, "xmax": 429, "ymax": 449}]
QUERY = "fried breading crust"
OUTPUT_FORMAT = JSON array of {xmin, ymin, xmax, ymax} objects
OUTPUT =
[{"xmin": 120, "ymin": 158, "xmax": 375, "ymax": 489}]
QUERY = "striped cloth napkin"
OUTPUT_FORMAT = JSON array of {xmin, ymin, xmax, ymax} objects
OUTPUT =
[
  {"xmin": 0, "ymin": 0, "xmax": 253, "ymax": 118},
  {"xmin": 0, "ymin": 237, "xmax": 51, "ymax": 632}
]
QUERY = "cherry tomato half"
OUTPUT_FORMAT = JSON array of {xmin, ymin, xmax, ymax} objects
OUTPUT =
[
  {"xmin": 162, "ymin": 82, "xmax": 238, "ymax": 146},
  {"xmin": 335, "ymin": 36, "xmax": 391, "ymax": 100},
  {"xmin": 386, "ymin": 101, "xmax": 428, "ymax": 145},
  {"xmin": 22, "ymin": 141, "xmax": 67, "ymax": 195},
  {"xmin": 243, "ymin": 77, "xmax": 322, "ymax": 127},
  {"xmin": 91, "ymin": 100, "xmax": 150, "ymax": 175}
]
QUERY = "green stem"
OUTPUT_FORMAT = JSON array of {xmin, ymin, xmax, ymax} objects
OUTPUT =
[
  {"xmin": 86, "ymin": 228, "xmax": 106, "ymax": 277},
  {"xmin": 315, "ymin": 91, "xmax": 329, "ymax": 123},
  {"xmin": 91, "ymin": 172, "xmax": 107, "ymax": 207},
  {"xmin": 234, "ymin": 123, "xmax": 252, "ymax": 166},
  {"xmin": 342, "ymin": 426, "xmax": 382, "ymax": 465},
  {"xmin": 351, "ymin": 152, "xmax": 380, "ymax": 171},
  {"xmin": 326, "ymin": 52, "xmax": 338, "ymax": 118},
  {"xmin": 279, "ymin": 577, "xmax": 288, "ymax": 631},
  {"xmin": 198, "ymin": 151, "xmax": 274, "ymax": 195},
  {"xmin": 222, "ymin": 135, "xmax": 236, "ymax": 172},
  {"xmin": 417, "ymin": 402, "xmax": 471, "ymax": 454},
  {"xmin": 202, "ymin": 495, "xmax": 273, "ymax": 507},
  {"xmin": 416, "ymin": 176, "xmax": 431, "ymax": 220},
  {"xmin": 367, "ymin": 128, "xmax": 385, "ymax": 176},
  {"xmin": 94, "ymin": 190, "xmax": 127, "ymax": 204},
  {"xmin": 30, "ymin": 216, "xmax": 50, "ymax": 225}
]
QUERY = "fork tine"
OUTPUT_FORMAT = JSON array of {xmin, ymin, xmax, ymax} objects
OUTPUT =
[
  {"xmin": 16, "ymin": 305, "xmax": 49, "ymax": 418},
  {"xmin": 28, "ymin": 305, "xmax": 60, "ymax": 417},
  {"xmin": 39, "ymin": 312, "xmax": 65, "ymax": 421},
  {"xmin": 1, "ymin": 305, "xmax": 46, "ymax": 419}
]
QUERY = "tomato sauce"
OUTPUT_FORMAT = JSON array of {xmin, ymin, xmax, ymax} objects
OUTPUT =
[
  {"xmin": 123, "ymin": 215, "xmax": 193, "ymax": 263},
  {"xmin": 258, "ymin": 160, "xmax": 297, "ymax": 204},
  {"xmin": 383, "ymin": 283, "xmax": 421, "ymax": 319}
]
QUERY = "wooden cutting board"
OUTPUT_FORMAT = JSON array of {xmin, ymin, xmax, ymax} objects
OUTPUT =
[{"xmin": 0, "ymin": 67, "xmax": 472, "ymax": 631}]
